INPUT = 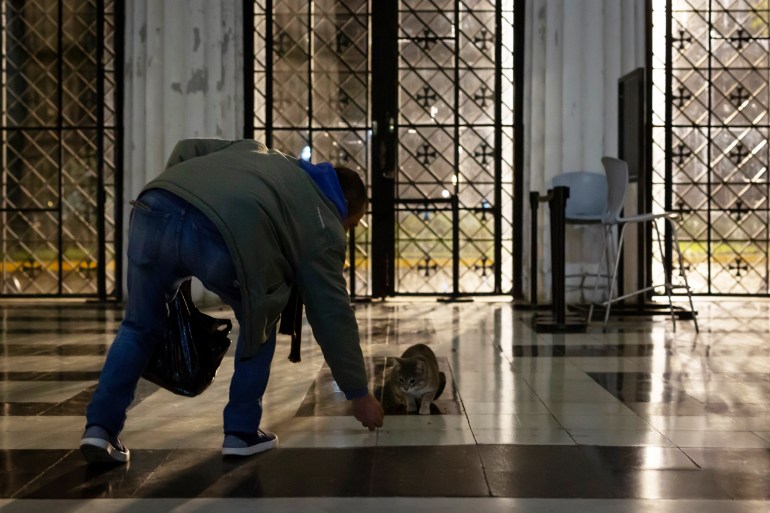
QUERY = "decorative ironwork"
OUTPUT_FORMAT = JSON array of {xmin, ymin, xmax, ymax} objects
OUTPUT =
[
  {"xmin": 252, "ymin": 1, "xmax": 515, "ymax": 296},
  {"xmin": 396, "ymin": 0, "xmax": 515, "ymax": 294},
  {"xmin": 1, "ymin": 0, "xmax": 120, "ymax": 297},
  {"xmin": 729, "ymin": 257, "xmax": 748, "ymax": 277},
  {"xmin": 417, "ymin": 256, "xmax": 439, "ymax": 277},
  {"xmin": 412, "ymin": 28, "xmax": 438, "ymax": 51},
  {"xmin": 653, "ymin": 1, "xmax": 770, "ymax": 295},
  {"xmin": 473, "ymin": 255, "xmax": 491, "ymax": 277},
  {"xmin": 672, "ymin": 29, "xmax": 693, "ymax": 50},
  {"xmin": 253, "ymin": 0, "xmax": 370, "ymax": 295},
  {"xmin": 729, "ymin": 28, "xmax": 751, "ymax": 49},
  {"xmin": 416, "ymin": 143, "xmax": 438, "ymax": 165}
]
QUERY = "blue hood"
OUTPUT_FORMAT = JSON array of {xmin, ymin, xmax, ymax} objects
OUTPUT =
[{"xmin": 297, "ymin": 159, "xmax": 348, "ymax": 220}]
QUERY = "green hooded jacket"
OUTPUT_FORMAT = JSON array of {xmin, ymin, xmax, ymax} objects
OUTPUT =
[{"xmin": 143, "ymin": 138, "xmax": 368, "ymax": 398}]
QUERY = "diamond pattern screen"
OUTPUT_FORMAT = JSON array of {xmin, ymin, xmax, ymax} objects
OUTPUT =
[
  {"xmin": 396, "ymin": 0, "xmax": 514, "ymax": 294},
  {"xmin": 253, "ymin": 0, "xmax": 515, "ymax": 296},
  {"xmin": 653, "ymin": 0, "xmax": 770, "ymax": 294},
  {"xmin": 1, "ymin": 0, "xmax": 118, "ymax": 296}
]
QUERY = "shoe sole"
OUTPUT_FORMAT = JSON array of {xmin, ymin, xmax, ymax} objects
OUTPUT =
[
  {"xmin": 80, "ymin": 437, "xmax": 130, "ymax": 463},
  {"xmin": 221, "ymin": 436, "xmax": 278, "ymax": 456}
]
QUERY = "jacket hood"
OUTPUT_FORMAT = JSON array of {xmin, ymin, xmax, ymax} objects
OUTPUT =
[{"xmin": 297, "ymin": 159, "xmax": 348, "ymax": 220}]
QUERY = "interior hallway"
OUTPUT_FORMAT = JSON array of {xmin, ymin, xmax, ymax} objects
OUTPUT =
[{"xmin": 0, "ymin": 298, "xmax": 769, "ymax": 512}]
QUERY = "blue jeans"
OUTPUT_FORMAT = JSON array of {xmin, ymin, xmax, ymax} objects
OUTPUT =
[{"xmin": 86, "ymin": 188, "xmax": 276, "ymax": 437}]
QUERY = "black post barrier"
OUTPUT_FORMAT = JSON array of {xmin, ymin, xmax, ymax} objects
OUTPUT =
[
  {"xmin": 529, "ymin": 191, "xmax": 540, "ymax": 306},
  {"xmin": 532, "ymin": 186, "xmax": 587, "ymax": 333},
  {"xmin": 549, "ymin": 186, "xmax": 568, "ymax": 325}
]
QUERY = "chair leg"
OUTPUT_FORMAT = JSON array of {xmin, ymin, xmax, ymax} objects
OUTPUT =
[
  {"xmin": 587, "ymin": 224, "xmax": 611, "ymax": 323},
  {"xmin": 669, "ymin": 217, "xmax": 699, "ymax": 333},
  {"xmin": 604, "ymin": 225, "xmax": 615, "ymax": 302},
  {"xmin": 653, "ymin": 219, "xmax": 676, "ymax": 331},
  {"xmin": 603, "ymin": 223, "xmax": 628, "ymax": 332}
]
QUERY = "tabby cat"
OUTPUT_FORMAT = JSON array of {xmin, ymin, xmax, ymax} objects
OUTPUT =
[{"xmin": 386, "ymin": 343, "xmax": 444, "ymax": 415}]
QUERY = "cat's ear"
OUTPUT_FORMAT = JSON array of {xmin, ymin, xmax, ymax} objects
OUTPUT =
[{"xmin": 391, "ymin": 357, "xmax": 404, "ymax": 368}]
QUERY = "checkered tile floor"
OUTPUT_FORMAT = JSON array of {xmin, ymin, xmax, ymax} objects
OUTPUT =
[{"xmin": 1, "ymin": 298, "xmax": 769, "ymax": 512}]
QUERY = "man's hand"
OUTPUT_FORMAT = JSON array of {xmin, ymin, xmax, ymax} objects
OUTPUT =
[{"xmin": 352, "ymin": 393, "xmax": 384, "ymax": 431}]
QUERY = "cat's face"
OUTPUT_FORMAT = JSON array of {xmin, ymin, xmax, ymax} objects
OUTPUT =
[{"xmin": 392, "ymin": 359, "xmax": 426, "ymax": 392}]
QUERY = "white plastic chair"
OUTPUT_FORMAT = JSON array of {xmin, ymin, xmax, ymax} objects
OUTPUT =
[
  {"xmin": 552, "ymin": 171, "xmax": 607, "ymax": 224},
  {"xmin": 587, "ymin": 157, "xmax": 699, "ymax": 332},
  {"xmin": 551, "ymin": 171, "xmax": 608, "ymax": 297}
]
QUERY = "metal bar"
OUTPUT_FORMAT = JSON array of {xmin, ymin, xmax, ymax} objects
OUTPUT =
[
  {"xmin": 549, "ymin": 186, "xmax": 569, "ymax": 324},
  {"xmin": 308, "ymin": 1, "xmax": 314, "ymax": 153},
  {"xmin": 513, "ymin": 0, "xmax": 526, "ymax": 299},
  {"xmin": 96, "ymin": 0, "xmax": 106, "ymax": 299},
  {"xmin": 265, "ymin": 0, "xmax": 273, "ymax": 147},
  {"xmin": 370, "ymin": 0, "xmax": 397, "ymax": 296},
  {"xmin": 706, "ymin": 3, "xmax": 712, "ymax": 293},
  {"xmin": 494, "ymin": 0, "xmax": 502, "ymax": 294},
  {"xmin": 243, "ymin": 0, "xmax": 254, "ymax": 140},
  {"xmin": 1, "ymin": 1, "xmax": 6, "ymax": 294},
  {"xmin": 57, "ymin": 0, "xmax": 63, "ymax": 295},
  {"xmin": 664, "ymin": 0, "xmax": 673, "ymax": 295},
  {"xmin": 452, "ymin": 0, "xmax": 460, "ymax": 295},
  {"xmin": 529, "ymin": 191, "xmax": 539, "ymax": 305},
  {"xmin": 114, "ymin": 0, "xmax": 125, "ymax": 299}
]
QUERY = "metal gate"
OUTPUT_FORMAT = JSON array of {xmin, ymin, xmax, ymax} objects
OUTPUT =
[
  {"xmin": 247, "ymin": 0, "xmax": 517, "ymax": 297},
  {"xmin": 652, "ymin": 0, "xmax": 770, "ymax": 295},
  {"xmin": 0, "ymin": 0, "xmax": 122, "ymax": 298}
]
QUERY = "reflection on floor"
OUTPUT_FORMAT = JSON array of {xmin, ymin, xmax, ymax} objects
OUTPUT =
[{"xmin": 1, "ymin": 298, "xmax": 769, "ymax": 512}]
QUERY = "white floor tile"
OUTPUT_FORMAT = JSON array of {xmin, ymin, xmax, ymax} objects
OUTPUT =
[
  {"xmin": 376, "ymin": 428, "xmax": 477, "ymax": 446},
  {"xmin": 664, "ymin": 430, "xmax": 770, "ymax": 448},
  {"xmin": 472, "ymin": 427, "xmax": 575, "ymax": 445},
  {"xmin": 567, "ymin": 428, "xmax": 675, "ymax": 447}
]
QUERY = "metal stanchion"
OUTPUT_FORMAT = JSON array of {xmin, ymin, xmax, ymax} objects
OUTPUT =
[
  {"xmin": 532, "ymin": 186, "xmax": 587, "ymax": 333},
  {"xmin": 530, "ymin": 191, "xmax": 540, "ymax": 307}
]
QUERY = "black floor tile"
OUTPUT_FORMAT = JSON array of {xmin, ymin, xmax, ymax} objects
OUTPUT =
[
  {"xmin": 512, "ymin": 345, "xmax": 564, "ymax": 357},
  {"xmin": 208, "ymin": 448, "xmax": 377, "ymax": 497},
  {"xmin": 4, "ymin": 446, "xmax": 770, "ymax": 499},
  {"xmin": 0, "ymin": 344, "xmax": 107, "ymax": 357},
  {"xmin": 682, "ymin": 448, "xmax": 770, "ymax": 472},
  {"xmin": 579, "ymin": 446, "xmax": 699, "ymax": 470},
  {"xmin": 713, "ymin": 471, "xmax": 770, "ymax": 499},
  {"xmin": 478, "ymin": 444, "xmax": 591, "ymax": 473},
  {"xmin": 133, "ymin": 449, "xmax": 238, "ymax": 498},
  {"xmin": 480, "ymin": 445, "xmax": 611, "ymax": 498},
  {"xmin": 1, "ymin": 328, "xmax": 118, "ymax": 334},
  {"xmin": 600, "ymin": 469, "xmax": 733, "ymax": 499},
  {"xmin": 372, "ymin": 446, "xmax": 487, "ymax": 497},
  {"xmin": 486, "ymin": 469, "xmax": 611, "ymax": 498},
  {"xmin": 0, "ymin": 403, "xmax": 51, "ymax": 416},
  {"xmin": 0, "ymin": 450, "xmax": 71, "ymax": 496},
  {"xmin": 17, "ymin": 450, "xmax": 173, "ymax": 499},
  {"xmin": 0, "ymin": 371, "xmax": 102, "ymax": 381}
]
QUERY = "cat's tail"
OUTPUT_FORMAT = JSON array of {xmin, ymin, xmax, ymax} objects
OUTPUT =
[{"xmin": 434, "ymin": 371, "xmax": 447, "ymax": 400}]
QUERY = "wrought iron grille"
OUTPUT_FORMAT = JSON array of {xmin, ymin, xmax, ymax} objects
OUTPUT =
[
  {"xmin": 396, "ymin": 0, "xmax": 514, "ymax": 294},
  {"xmin": 251, "ymin": 0, "xmax": 372, "ymax": 296},
  {"xmin": 0, "ymin": 0, "xmax": 121, "ymax": 298},
  {"xmin": 652, "ymin": 0, "xmax": 770, "ymax": 295},
  {"xmin": 249, "ymin": 0, "xmax": 515, "ymax": 296}
]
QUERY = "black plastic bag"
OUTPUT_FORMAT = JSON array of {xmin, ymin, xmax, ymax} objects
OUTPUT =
[{"xmin": 142, "ymin": 283, "xmax": 232, "ymax": 397}]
